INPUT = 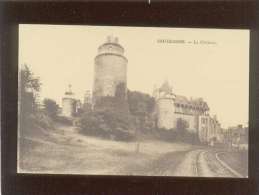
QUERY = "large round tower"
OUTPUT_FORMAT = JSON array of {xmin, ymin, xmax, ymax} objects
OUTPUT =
[{"xmin": 93, "ymin": 36, "xmax": 128, "ymax": 105}]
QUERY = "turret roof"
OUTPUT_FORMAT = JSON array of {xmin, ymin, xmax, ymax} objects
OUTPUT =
[{"xmin": 159, "ymin": 80, "xmax": 172, "ymax": 94}]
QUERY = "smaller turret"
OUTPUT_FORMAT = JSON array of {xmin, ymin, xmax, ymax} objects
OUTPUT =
[{"xmin": 62, "ymin": 84, "xmax": 76, "ymax": 117}]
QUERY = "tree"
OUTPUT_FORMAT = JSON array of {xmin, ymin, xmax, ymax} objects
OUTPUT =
[
  {"xmin": 115, "ymin": 82, "xmax": 127, "ymax": 100},
  {"xmin": 128, "ymin": 90, "xmax": 156, "ymax": 132},
  {"xmin": 78, "ymin": 108, "xmax": 135, "ymax": 141},
  {"xmin": 79, "ymin": 84, "xmax": 135, "ymax": 140},
  {"xmin": 43, "ymin": 98, "xmax": 59, "ymax": 119},
  {"xmin": 127, "ymin": 90, "xmax": 156, "ymax": 152},
  {"xmin": 175, "ymin": 118, "xmax": 196, "ymax": 143},
  {"xmin": 176, "ymin": 118, "xmax": 189, "ymax": 131},
  {"xmin": 20, "ymin": 64, "xmax": 41, "ymax": 114},
  {"xmin": 19, "ymin": 64, "xmax": 45, "ymax": 135},
  {"xmin": 128, "ymin": 90, "xmax": 155, "ymax": 115},
  {"xmin": 94, "ymin": 82, "xmax": 129, "ymax": 114}
]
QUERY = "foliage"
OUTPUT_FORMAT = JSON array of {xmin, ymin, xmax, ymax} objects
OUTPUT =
[
  {"xmin": 78, "ymin": 109, "xmax": 135, "ymax": 141},
  {"xmin": 20, "ymin": 64, "xmax": 42, "ymax": 128},
  {"xmin": 19, "ymin": 111, "xmax": 54, "ymax": 138},
  {"xmin": 32, "ymin": 111, "xmax": 54, "ymax": 129},
  {"xmin": 176, "ymin": 118, "xmax": 189, "ymax": 131},
  {"xmin": 19, "ymin": 64, "xmax": 58, "ymax": 137},
  {"xmin": 156, "ymin": 118, "xmax": 199, "ymax": 144},
  {"xmin": 115, "ymin": 82, "xmax": 127, "ymax": 100},
  {"xmin": 157, "ymin": 127, "xmax": 200, "ymax": 144},
  {"xmin": 43, "ymin": 98, "xmax": 59, "ymax": 119},
  {"xmin": 128, "ymin": 90, "xmax": 155, "ymax": 116},
  {"xmin": 20, "ymin": 64, "xmax": 41, "ymax": 111},
  {"xmin": 94, "ymin": 82, "xmax": 129, "ymax": 114},
  {"xmin": 127, "ymin": 90, "xmax": 156, "ymax": 133},
  {"xmin": 56, "ymin": 116, "xmax": 74, "ymax": 126},
  {"xmin": 79, "ymin": 83, "xmax": 135, "ymax": 141}
]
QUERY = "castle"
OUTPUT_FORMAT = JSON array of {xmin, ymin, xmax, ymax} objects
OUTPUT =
[
  {"xmin": 61, "ymin": 36, "xmax": 222, "ymax": 144},
  {"xmin": 153, "ymin": 81, "xmax": 222, "ymax": 144}
]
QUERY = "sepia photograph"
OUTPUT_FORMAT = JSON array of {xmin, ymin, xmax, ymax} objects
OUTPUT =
[{"xmin": 17, "ymin": 24, "xmax": 249, "ymax": 177}]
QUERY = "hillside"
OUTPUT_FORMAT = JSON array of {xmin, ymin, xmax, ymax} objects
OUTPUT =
[{"xmin": 18, "ymin": 123, "xmax": 195, "ymax": 175}]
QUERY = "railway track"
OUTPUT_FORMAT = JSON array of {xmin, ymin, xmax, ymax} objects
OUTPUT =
[
  {"xmin": 195, "ymin": 149, "xmax": 244, "ymax": 177},
  {"xmin": 215, "ymin": 152, "xmax": 244, "ymax": 177}
]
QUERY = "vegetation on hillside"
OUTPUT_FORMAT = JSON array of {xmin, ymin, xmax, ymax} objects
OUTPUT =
[
  {"xmin": 78, "ymin": 83, "xmax": 156, "ymax": 141},
  {"xmin": 19, "ymin": 64, "xmax": 53, "ymax": 136},
  {"xmin": 78, "ymin": 82, "xmax": 199, "ymax": 144},
  {"xmin": 157, "ymin": 118, "xmax": 199, "ymax": 144},
  {"xmin": 43, "ymin": 98, "xmax": 59, "ymax": 119}
]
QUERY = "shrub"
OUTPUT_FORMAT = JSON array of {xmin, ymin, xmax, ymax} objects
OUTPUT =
[
  {"xmin": 78, "ymin": 109, "xmax": 135, "ymax": 141},
  {"xmin": 32, "ymin": 111, "xmax": 53, "ymax": 129},
  {"xmin": 156, "ymin": 126, "xmax": 200, "ymax": 144},
  {"xmin": 156, "ymin": 128, "xmax": 177, "ymax": 141},
  {"xmin": 56, "ymin": 116, "xmax": 73, "ymax": 126},
  {"xmin": 43, "ymin": 98, "xmax": 59, "ymax": 119}
]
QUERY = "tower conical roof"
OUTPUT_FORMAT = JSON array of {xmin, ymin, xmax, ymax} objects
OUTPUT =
[{"xmin": 159, "ymin": 80, "xmax": 172, "ymax": 94}]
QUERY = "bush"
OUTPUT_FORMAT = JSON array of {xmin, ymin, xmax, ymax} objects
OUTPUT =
[
  {"xmin": 56, "ymin": 116, "xmax": 73, "ymax": 126},
  {"xmin": 43, "ymin": 98, "xmax": 59, "ymax": 119},
  {"xmin": 19, "ymin": 111, "xmax": 54, "ymax": 138},
  {"xmin": 156, "ymin": 128, "xmax": 177, "ymax": 141},
  {"xmin": 78, "ymin": 109, "xmax": 135, "ymax": 141},
  {"xmin": 157, "ymin": 127, "xmax": 200, "ymax": 144},
  {"xmin": 32, "ymin": 111, "xmax": 54, "ymax": 129}
]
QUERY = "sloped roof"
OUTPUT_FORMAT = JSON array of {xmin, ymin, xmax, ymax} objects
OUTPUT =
[
  {"xmin": 157, "ymin": 80, "xmax": 209, "ymax": 110},
  {"xmin": 174, "ymin": 95, "xmax": 209, "ymax": 110}
]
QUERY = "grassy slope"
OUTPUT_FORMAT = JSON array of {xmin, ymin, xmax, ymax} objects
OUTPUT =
[{"xmin": 18, "ymin": 123, "xmax": 194, "ymax": 175}]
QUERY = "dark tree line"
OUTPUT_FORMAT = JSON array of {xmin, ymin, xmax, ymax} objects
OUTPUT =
[
  {"xmin": 20, "ymin": 64, "xmax": 60, "ymax": 134},
  {"xmin": 20, "ymin": 64, "xmax": 41, "ymax": 115}
]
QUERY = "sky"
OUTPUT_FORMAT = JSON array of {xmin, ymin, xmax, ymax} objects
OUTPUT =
[{"xmin": 19, "ymin": 24, "xmax": 249, "ymax": 128}]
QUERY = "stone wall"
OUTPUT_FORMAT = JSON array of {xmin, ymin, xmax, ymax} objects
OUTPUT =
[
  {"xmin": 93, "ymin": 53, "xmax": 127, "ymax": 104},
  {"xmin": 157, "ymin": 98, "xmax": 175, "ymax": 129},
  {"xmin": 62, "ymin": 98, "xmax": 76, "ymax": 117},
  {"xmin": 156, "ymin": 97, "xmax": 198, "ymax": 133}
]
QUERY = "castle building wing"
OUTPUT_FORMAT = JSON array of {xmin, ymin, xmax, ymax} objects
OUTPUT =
[{"xmin": 174, "ymin": 95, "xmax": 210, "ymax": 112}]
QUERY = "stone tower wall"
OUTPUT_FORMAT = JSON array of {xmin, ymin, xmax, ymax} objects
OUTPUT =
[
  {"xmin": 157, "ymin": 98, "xmax": 175, "ymax": 129},
  {"xmin": 93, "ymin": 54, "xmax": 127, "ymax": 103},
  {"xmin": 62, "ymin": 98, "xmax": 76, "ymax": 117}
]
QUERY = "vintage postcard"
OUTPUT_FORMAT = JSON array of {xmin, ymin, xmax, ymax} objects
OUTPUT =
[{"xmin": 17, "ymin": 24, "xmax": 249, "ymax": 177}]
